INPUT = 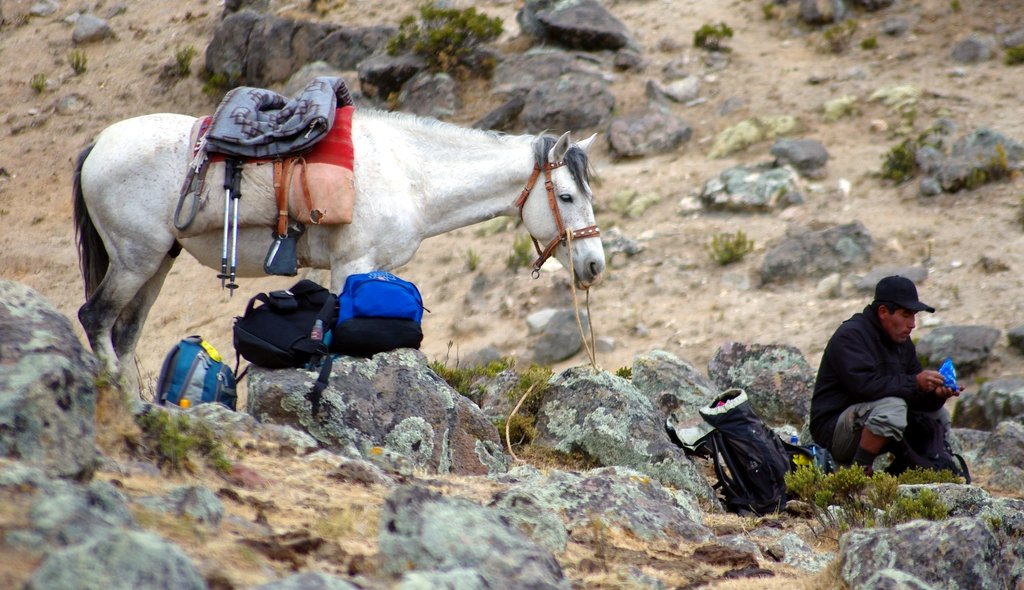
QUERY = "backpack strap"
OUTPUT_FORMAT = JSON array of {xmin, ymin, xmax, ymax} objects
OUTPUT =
[{"xmin": 306, "ymin": 293, "xmax": 339, "ymax": 415}]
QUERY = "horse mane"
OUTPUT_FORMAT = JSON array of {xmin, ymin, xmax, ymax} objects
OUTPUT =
[
  {"xmin": 359, "ymin": 109, "xmax": 593, "ymax": 196},
  {"xmin": 532, "ymin": 135, "xmax": 594, "ymax": 198}
]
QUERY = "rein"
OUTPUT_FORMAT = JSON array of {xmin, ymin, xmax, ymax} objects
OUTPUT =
[{"xmin": 514, "ymin": 161, "xmax": 600, "ymax": 278}]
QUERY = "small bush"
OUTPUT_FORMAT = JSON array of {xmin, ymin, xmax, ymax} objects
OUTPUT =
[
  {"xmin": 786, "ymin": 465, "xmax": 953, "ymax": 537},
  {"xmin": 880, "ymin": 138, "xmax": 919, "ymax": 183},
  {"xmin": 30, "ymin": 73, "xmax": 47, "ymax": 93},
  {"xmin": 387, "ymin": 3, "xmax": 503, "ymax": 76},
  {"xmin": 822, "ymin": 20, "xmax": 858, "ymax": 54},
  {"xmin": 707, "ymin": 230, "xmax": 754, "ymax": 266},
  {"xmin": 761, "ymin": 2, "xmax": 777, "ymax": 20},
  {"xmin": 465, "ymin": 248, "xmax": 481, "ymax": 271},
  {"xmin": 136, "ymin": 410, "xmax": 231, "ymax": 474},
  {"xmin": 429, "ymin": 357, "xmax": 515, "ymax": 406},
  {"xmin": 68, "ymin": 49, "xmax": 87, "ymax": 75},
  {"xmin": 860, "ymin": 36, "xmax": 878, "ymax": 50},
  {"xmin": 950, "ymin": 0, "xmax": 962, "ymax": 12},
  {"xmin": 693, "ymin": 22, "xmax": 734, "ymax": 52},
  {"xmin": 507, "ymin": 232, "xmax": 534, "ymax": 271},
  {"xmin": 173, "ymin": 46, "xmax": 197, "ymax": 77},
  {"xmin": 1006, "ymin": 46, "xmax": 1024, "ymax": 66},
  {"xmin": 615, "ymin": 366, "xmax": 633, "ymax": 379},
  {"xmin": 201, "ymin": 71, "xmax": 237, "ymax": 97}
]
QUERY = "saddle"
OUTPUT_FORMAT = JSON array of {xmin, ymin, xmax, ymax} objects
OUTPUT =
[{"xmin": 175, "ymin": 78, "xmax": 357, "ymax": 283}]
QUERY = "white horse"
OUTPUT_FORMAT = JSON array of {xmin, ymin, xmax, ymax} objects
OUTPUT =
[{"xmin": 73, "ymin": 108, "xmax": 606, "ymax": 382}]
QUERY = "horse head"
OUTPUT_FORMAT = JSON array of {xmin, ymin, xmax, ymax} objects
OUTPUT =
[{"xmin": 519, "ymin": 132, "xmax": 606, "ymax": 289}]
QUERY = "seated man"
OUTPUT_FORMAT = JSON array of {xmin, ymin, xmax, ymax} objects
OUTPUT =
[{"xmin": 810, "ymin": 275, "xmax": 962, "ymax": 476}]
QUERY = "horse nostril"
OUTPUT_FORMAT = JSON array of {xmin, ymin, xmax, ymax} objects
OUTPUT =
[{"xmin": 589, "ymin": 260, "xmax": 603, "ymax": 278}]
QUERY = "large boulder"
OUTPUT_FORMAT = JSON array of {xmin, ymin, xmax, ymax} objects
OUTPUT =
[
  {"xmin": 630, "ymin": 350, "xmax": 717, "ymax": 426},
  {"xmin": 839, "ymin": 518, "xmax": 1011, "ymax": 590},
  {"xmin": 378, "ymin": 484, "xmax": 570, "ymax": 589},
  {"xmin": 491, "ymin": 465, "xmax": 711, "ymax": 550},
  {"xmin": 533, "ymin": 367, "xmax": 716, "ymax": 502},
  {"xmin": 916, "ymin": 325, "xmax": 1001, "ymax": 376},
  {"xmin": 0, "ymin": 280, "xmax": 100, "ymax": 480},
  {"xmin": 246, "ymin": 349, "xmax": 508, "ymax": 476},
  {"xmin": 952, "ymin": 377, "xmax": 1024, "ymax": 430},
  {"xmin": 707, "ymin": 342, "xmax": 814, "ymax": 426},
  {"xmin": 760, "ymin": 222, "xmax": 873, "ymax": 285}
]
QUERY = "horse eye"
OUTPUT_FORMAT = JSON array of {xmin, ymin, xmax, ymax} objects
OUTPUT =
[{"xmin": 558, "ymin": 193, "xmax": 573, "ymax": 203}]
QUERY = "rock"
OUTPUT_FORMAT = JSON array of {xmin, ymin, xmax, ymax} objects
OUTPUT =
[
  {"xmin": 799, "ymin": 0, "xmax": 847, "ymax": 25},
  {"xmin": 25, "ymin": 529, "xmax": 206, "ymax": 590},
  {"xmin": 839, "ymin": 518, "xmax": 1010, "ymax": 589},
  {"xmin": 952, "ymin": 378, "xmax": 1024, "ymax": 430},
  {"xmin": 770, "ymin": 138, "xmax": 829, "ymax": 178},
  {"xmin": 880, "ymin": 16, "xmax": 910, "ymax": 36},
  {"xmin": 606, "ymin": 107, "xmax": 693, "ymax": 158},
  {"xmin": 534, "ymin": 367, "xmax": 717, "ymax": 502},
  {"xmin": 397, "ymin": 72, "xmax": 460, "ymax": 120},
  {"xmin": 379, "ymin": 484, "xmax": 570, "ymax": 589},
  {"xmin": 699, "ymin": 162, "xmax": 804, "ymax": 213},
  {"xmin": 72, "ymin": 14, "xmax": 113, "ymax": 44},
  {"xmin": 136, "ymin": 485, "xmax": 224, "ymax": 528},
  {"xmin": 247, "ymin": 349, "xmax": 508, "ymax": 476},
  {"xmin": 520, "ymin": 73, "xmax": 616, "ymax": 133},
  {"xmin": 518, "ymin": 0, "xmax": 633, "ymax": 51},
  {"xmin": 915, "ymin": 325, "xmax": 1001, "ymax": 375},
  {"xmin": 531, "ymin": 309, "xmax": 588, "ymax": 364},
  {"xmin": 631, "ymin": 350, "xmax": 718, "ymax": 426},
  {"xmin": 472, "ymin": 92, "xmax": 526, "ymax": 131},
  {"xmin": 708, "ymin": 116, "xmax": 800, "ymax": 159},
  {"xmin": 950, "ymin": 33, "xmax": 995, "ymax": 64},
  {"xmin": 0, "ymin": 280, "xmax": 100, "ymax": 480},
  {"xmin": 1008, "ymin": 325, "xmax": 1024, "ymax": 354},
  {"xmin": 760, "ymin": 222, "xmax": 873, "ymax": 285},
  {"xmin": 707, "ymin": 342, "xmax": 814, "ymax": 425},
  {"xmin": 973, "ymin": 421, "xmax": 1024, "ymax": 492},
  {"xmin": 823, "ymin": 95, "xmax": 858, "ymax": 122},
  {"xmin": 491, "ymin": 466, "xmax": 712, "ymax": 549},
  {"xmin": 357, "ymin": 53, "xmax": 428, "ymax": 101}
]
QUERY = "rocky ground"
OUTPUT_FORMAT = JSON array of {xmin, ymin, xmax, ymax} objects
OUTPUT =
[{"xmin": 1, "ymin": 0, "xmax": 1023, "ymax": 588}]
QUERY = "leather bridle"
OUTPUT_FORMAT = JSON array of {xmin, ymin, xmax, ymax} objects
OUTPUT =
[{"xmin": 514, "ymin": 160, "xmax": 601, "ymax": 277}]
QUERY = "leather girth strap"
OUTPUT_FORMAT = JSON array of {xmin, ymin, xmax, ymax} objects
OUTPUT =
[{"xmin": 273, "ymin": 159, "xmax": 288, "ymax": 237}]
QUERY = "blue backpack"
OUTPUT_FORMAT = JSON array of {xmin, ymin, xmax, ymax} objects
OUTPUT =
[
  {"xmin": 332, "ymin": 271, "xmax": 424, "ymax": 358},
  {"xmin": 156, "ymin": 336, "xmax": 237, "ymax": 410}
]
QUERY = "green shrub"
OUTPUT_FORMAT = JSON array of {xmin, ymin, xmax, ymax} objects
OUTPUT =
[
  {"xmin": 465, "ymin": 248, "xmax": 481, "ymax": 271},
  {"xmin": 950, "ymin": 0, "xmax": 962, "ymax": 12},
  {"xmin": 880, "ymin": 138, "xmax": 919, "ymax": 183},
  {"xmin": 693, "ymin": 22, "xmax": 734, "ymax": 52},
  {"xmin": 786, "ymin": 465, "xmax": 954, "ymax": 537},
  {"xmin": 136, "ymin": 410, "xmax": 231, "ymax": 474},
  {"xmin": 30, "ymin": 73, "xmax": 47, "ymax": 93},
  {"xmin": 707, "ymin": 230, "xmax": 754, "ymax": 266},
  {"xmin": 615, "ymin": 366, "xmax": 633, "ymax": 379},
  {"xmin": 387, "ymin": 3, "xmax": 502, "ymax": 75},
  {"xmin": 68, "ymin": 49, "xmax": 87, "ymax": 75},
  {"xmin": 429, "ymin": 357, "xmax": 515, "ymax": 406},
  {"xmin": 860, "ymin": 36, "xmax": 878, "ymax": 50},
  {"xmin": 822, "ymin": 20, "xmax": 858, "ymax": 54},
  {"xmin": 1006, "ymin": 46, "xmax": 1024, "ymax": 66},
  {"xmin": 173, "ymin": 46, "xmax": 197, "ymax": 77},
  {"xmin": 761, "ymin": 2, "xmax": 777, "ymax": 20},
  {"xmin": 507, "ymin": 232, "xmax": 534, "ymax": 271},
  {"xmin": 201, "ymin": 71, "xmax": 238, "ymax": 97}
]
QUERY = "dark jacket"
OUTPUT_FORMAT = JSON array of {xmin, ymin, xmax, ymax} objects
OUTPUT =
[{"xmin": 810, "ymin": 305, "xmax": 943, "ymax": 446}]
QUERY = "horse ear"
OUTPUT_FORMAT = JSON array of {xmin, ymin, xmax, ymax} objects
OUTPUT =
[
  {"xmin": 575, "ymin": 133, "xmax": 597, "ymax": 154},
  {"xmin": 549, "ymin": 131, "xmax": 572, "ymax": 164}
]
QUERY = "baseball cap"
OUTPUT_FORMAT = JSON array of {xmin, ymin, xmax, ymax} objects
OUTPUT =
[{"xmin": 873, "ymin": 275, "xmax": 935, "ymax": 313}]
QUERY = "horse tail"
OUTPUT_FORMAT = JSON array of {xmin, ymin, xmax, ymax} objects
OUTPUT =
[{"xmin": 73, "ymin": 143, "xmax": 108, "ymax": 298}]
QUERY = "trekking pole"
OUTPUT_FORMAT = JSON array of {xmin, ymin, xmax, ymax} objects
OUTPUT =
[
  {"xmin": 226, "ymin": 159, "xmax": 243, "ymax": 293},
  {"xmin": 217, "ymin": 159, "xmax": 235, "ymax": 288}
]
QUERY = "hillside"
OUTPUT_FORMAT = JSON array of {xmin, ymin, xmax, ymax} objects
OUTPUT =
[{"xmin": 1, "ymin": 0, "xmax": 1023, "ymax": 587}]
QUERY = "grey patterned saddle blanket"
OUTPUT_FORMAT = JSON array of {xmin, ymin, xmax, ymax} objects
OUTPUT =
[{"xmin": 203, "ymin": 76, "xmax": 355, "ymax": 159}]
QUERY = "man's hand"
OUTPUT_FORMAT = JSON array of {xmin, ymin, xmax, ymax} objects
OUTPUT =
[{"xmin": 916, "ymin": 370, "xmax": 961, "ymax": 399}]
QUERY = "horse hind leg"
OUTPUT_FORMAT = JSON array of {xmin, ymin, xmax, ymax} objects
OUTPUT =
[{"xmin": 110, "ymin": 253, "xmax": 177, "ymax": 395}]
